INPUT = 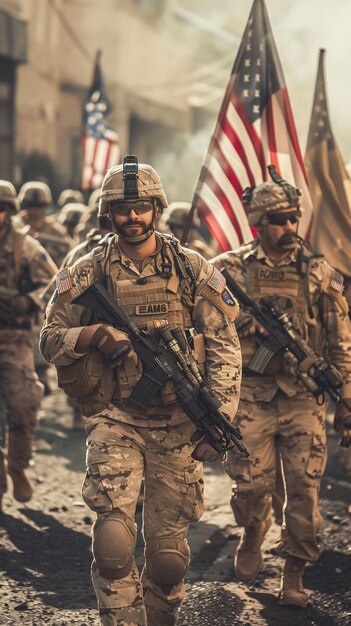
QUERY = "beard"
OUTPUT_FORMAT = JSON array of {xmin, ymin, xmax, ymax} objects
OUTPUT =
[
  {"xmin": 118, "ymin": 219, "xmax": 149, "ymax": 237},
  {"xmin": 277, "ymin": 231, "xmax": 298, "ymax": 250}
]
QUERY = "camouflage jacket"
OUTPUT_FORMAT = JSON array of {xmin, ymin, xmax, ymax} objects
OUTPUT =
[
  {"xmin": 212, "ymin": 241, "xmax": 351, "ymax": 401},
  {"xmin": 17, "ymin": 211, "xmax": 74, "ymax": 267},
  {"xmin": 40, "ymin": 233, "xmax": 242, "ymax": 425},
  {"xmin": 0, "ymin": 225, "xmax": 58, "ymax": 328}
]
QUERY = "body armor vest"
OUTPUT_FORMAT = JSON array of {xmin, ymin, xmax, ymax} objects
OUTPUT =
[
  {"xmin": 101, "ymin": 241, "xmax": 204, "ymax": 405},
  {"xmin": 242, "ymin": 250, "xmax": 325, "ymax": 371}
]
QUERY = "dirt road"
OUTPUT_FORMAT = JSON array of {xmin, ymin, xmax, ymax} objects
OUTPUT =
[{"xmin": 0, "ymin": 376, "xmax": 350, "ymax": 625}]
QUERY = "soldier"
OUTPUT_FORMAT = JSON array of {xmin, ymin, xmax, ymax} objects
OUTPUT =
[
  {"xmin": 57, "ymin": 188, "xmax": 85, "ymax": 210},
  {"xmin": 163, "ymin": 201, "xmax": 219, "ymax": 259},
  {"xmin": 61, "ymin": 212, "xmax": 111, "ymax": 431},
  {"xmin": 18, "ymin": 181, "xmax": 74, "ymax": 267},
  {"xmin": 0, "ymin": 180, "xmax": 57, "ymax": 513},
  {"xmin": 17, "ymin": 181, "xmax": 74, "ymax": 394},
  {"xmin": 58, "ymin": 202, "xmax": 86, "ymax": 240},
  {"xmin": 75, "ymin": 188, "xmax": 101, "ymax": 243},
  {"xmin": 39, "ymin": 156, "xmax": 242, "ymax": 626},
  {"xmin": 212, "ymin": 169, "xmax": 351, "ymax": 608}
]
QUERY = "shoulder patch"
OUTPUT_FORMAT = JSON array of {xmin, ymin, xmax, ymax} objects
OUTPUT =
[
  {"xmin": 56, "ymin": 268, "xmax": 74, "ymax": 294},
  {"xmin": 208, "ymin": 267, "xmax": 226, "ymax": 294},
  {"xmin": 330, "ymin": 270, "xmax": 344, "ymax": 293},
  {"xmin": 222, "ymin": 288, "xmax": 237, "ymax": 306}
]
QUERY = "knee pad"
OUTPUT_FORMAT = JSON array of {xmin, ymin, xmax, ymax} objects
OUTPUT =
[
  {"xmin": 93, "ymin": 512, "xmax": 137, "ymax": 579},
  {"xmin": 145, "ymin": 537, "xmax": 190, "ymax": 586}
]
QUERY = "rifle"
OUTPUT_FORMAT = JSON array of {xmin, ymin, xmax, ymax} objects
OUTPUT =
[
  {"xmin": 222, "ymin": 268, "xmax": 351, "ymax": 413},
  {"xmin": 72, "ymin": 280, "xmax": 249, "ymax": 458}
]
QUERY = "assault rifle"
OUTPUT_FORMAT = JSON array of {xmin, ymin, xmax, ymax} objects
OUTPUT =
[
  {"xmin": 72, "ymin": 280, "xmax": 249, "ymax": 459},
  {"xmin": 222, "ymin": 269, "xmax": 351, "ymax": 412}
]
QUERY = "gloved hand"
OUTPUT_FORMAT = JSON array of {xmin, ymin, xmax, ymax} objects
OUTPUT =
[
  {"xmin": 76, "ymin": 324, "xmax": 132, "ymax": 364},
  {"xmin": 333, "ymin": 399, "xmax": 351, "ymax": 448},
  {"xmin": 12, "ymin": 295, "xmax": 33, "ymax": 314},
  {"xmin": 190, "ymin": 429, "xmax": 221, "ymax": 462}
]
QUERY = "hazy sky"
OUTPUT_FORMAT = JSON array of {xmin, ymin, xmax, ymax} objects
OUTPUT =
[{"xmin": 183, "ymin": 0, "xmax": 351, "ymax": 161}]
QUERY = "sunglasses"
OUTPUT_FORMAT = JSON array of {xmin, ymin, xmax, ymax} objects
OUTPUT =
[
  {"xmin": 110, "ymin": 200, "xmax": 155, "ymax": 216},
  {"xmin": 267, "ymin": 213, "xmax": 299, "ymax": 226}
]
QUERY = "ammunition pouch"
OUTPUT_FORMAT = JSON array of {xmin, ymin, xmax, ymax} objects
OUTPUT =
[{"xmin": 56, "ymin": 348, "xmax": 115, "ymax": 416}]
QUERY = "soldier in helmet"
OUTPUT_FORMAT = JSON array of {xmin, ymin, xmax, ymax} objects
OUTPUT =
[
  {"xmin": 18, "ymin": 181, "xmax": 74, "ymax": 394},
  {"xmin": 18, "ymin": 181, "xmax": 74, "ymax": 267},
  {"xmin": 164, "ymin": 201, "xmax": 218, "ymax": 259},
  {"xmin": 212, "ymin": 166, "xmax": 351, "ymax": 608},
  {"xmin": 57, "ymin": 188, "xmax": 85, "ymax": 210},
  {"xmin": 39, "ymin": 155, "xmax": 242, "ymax": 626},
  {"xmin": 58, "ymin": 202, "xmax": 86, "ymax": 240},
  {"xmin": 0, "ymin": 181, "xmax": 57, "ymax": 512}
]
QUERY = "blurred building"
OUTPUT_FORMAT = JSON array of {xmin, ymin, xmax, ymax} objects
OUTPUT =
[
  {"xmin": 0, "ymin": 1, "xmax": 27, "ymax": 181},
  {"xmin": 0, "ymin": 0, "xmax": 203, "ymax": 194}
]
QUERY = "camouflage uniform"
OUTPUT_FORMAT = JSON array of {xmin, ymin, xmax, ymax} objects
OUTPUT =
[
  {"xmin": 0, "ymin": 216, "xmax": 57, "ymax": 501},
  {"xmin": 16, "ymin": 182, "xmax": 74, "ymax": 394},
  {"xmin": 213, "ymin": 232, "xmax": 351, "ymax": 565},
  {"xmin": 40, "ymin": 225, "xmax": 241, "ymax": 625},
  {"xmin": 17, "ymin": 181, "xmax": 73, "ymax": 267},
  {"xmin": 76, "ymin": 188, "xmax": 101, "ymax": 243}
]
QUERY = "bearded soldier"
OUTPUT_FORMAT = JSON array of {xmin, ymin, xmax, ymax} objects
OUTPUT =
[
  {"xmin": 0, "ymin": 181, "xmax": 57, "ymax": 512},
  {"xmin": 39, "ymin": 156, "xmax": 242, "ymax": 626},
  {"xmin": 212, "ymin": 168, "xmax": 351, "ymax": 608}
]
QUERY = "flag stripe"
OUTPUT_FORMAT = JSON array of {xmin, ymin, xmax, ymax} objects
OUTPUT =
[
  {"xmin": 81, "ymin": 56, "xmax": 120, "ymax": 190},
  {"xmin": 192, "ymin": 0, "xmax": 313, "ymax": 250}
]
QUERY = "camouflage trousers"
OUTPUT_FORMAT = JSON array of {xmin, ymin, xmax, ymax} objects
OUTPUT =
[
  {"xmin": 0, "ymin": 330, "xmax": 43, "ymax": 494},
  {"xmin": 226, "ymin": 389, "xmax": 327, "ymax": 562},
  {"xmin": 82, "ymin": 416, "xmax": 204, "ymax": 626}
]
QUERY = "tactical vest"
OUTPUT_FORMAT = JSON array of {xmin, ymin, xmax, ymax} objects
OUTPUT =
[
  {"xmin": 241, "ymin": 247, "xmax": 325, "ymax": 371},
  {"xmin": 95, "ymin": 237, "xmax": 205, "ymax": 405},
  {"xmin": 0, "ymin": 229, "xmax": 31, "ymax": 329}
]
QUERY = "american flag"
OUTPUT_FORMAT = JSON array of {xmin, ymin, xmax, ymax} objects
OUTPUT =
[
  {"xmin": 81, "ymin": 51, "xmax": 120, "ymax": 190},
  {"xmin": 192, "ymin": 0, "xmax": 313, "ymax": 251},
  {"xmin": 305, "ymin": 49, "xmax": 351, "ymax": 279}
]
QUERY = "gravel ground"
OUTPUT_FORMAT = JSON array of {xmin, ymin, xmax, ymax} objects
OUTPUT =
[{"xmin": 0, "ymin": 373, "xmax": 350, "ymax": 625}]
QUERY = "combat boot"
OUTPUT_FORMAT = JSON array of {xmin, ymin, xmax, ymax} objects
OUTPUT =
[
  {"xmin": 234, "ymin": 517, "xmax": 272, "ymax": 582},
  {"xmin": 278, "ymin": 556, "xmax": 311, "ymax": 608},
  {"xmin": 8, "ymin": 468, "xmax": 33, "ymax": 503}
]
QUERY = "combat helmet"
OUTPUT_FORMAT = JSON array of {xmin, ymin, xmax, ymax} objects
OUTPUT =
[
  {"xmin": 243, "ymin": 165, "xmax": 302, "ymax": 226},
  {"xmin": 99, "ymin": 155, "xmax": 168, "ymax": 216},
  {"xmin": 166, "ymin": 202, "xmax": 200, "ymax": 230},
  {"xmin": 99, "ymin": 155, "xmax": 168, "ymax": 244},
  {"xmin": 58, "ymin": 202, "xmax": 86, "ymax": 228},
  {"xmin": 0, "ymin": 180, "xmax": 19, "ymax": 212},
  {"xmin": 18, "ymin": 181, "xmax": 53, "ymax": 209},
  {"xmin": 57, "ymin": 188, "xmax": 84, "ymax": 209}
]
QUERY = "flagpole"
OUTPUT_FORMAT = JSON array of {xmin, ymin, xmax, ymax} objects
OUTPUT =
[{"xmin": 180, "ymin": 198, "xmax": 197, "ymax": 246}]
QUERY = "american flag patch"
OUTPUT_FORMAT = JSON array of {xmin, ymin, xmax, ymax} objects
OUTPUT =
[
  {"xmin": 56, "ymin": 268, "xmax": 74, "ymax": 294},
  {"xmin": 330, "ymin": 270, "xmax": 344, "ymax": 293},
  {"xmin": 208, "ymin": 267, "xmax": 226, "ymax": 294}
]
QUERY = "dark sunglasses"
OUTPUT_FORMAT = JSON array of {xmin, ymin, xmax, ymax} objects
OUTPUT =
[
  {"xmin": 267, "ymin": 213, "xmax": 299, "ymax": 226},
  {"xmin": 110, "ymin": 200, "xmax": 155, "ymax": 216}
]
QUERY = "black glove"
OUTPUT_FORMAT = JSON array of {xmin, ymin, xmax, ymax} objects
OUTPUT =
[{"xmin": 190, "ymin": 429, "xmax": 221, "ymax": 462}]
